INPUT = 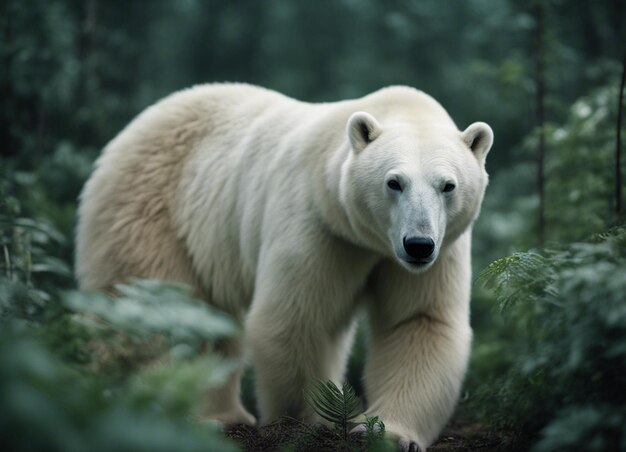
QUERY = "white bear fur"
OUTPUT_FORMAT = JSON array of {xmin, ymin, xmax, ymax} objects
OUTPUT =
[{"xmin": 76, "ymin": 83, "xmax": 493, "ymax": 450}]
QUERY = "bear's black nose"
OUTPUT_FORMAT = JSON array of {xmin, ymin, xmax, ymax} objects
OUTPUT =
[{"xmin": 403, "ymin": 237, "xmax": 435, "ymax": 260}]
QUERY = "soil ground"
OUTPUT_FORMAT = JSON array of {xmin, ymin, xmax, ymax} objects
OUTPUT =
[{"xmin": 226, "ymin": 416, "xmax": 531, "ymax": 451}]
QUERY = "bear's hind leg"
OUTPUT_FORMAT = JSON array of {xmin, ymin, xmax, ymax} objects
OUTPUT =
[{"xmin": 198, "ymin": 337, "xmax": 256, "ymax": 426}]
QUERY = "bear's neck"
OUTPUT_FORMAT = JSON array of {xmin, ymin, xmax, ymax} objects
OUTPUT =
[
  {"xmin": 311, "ymin": 139, "xmax": 361, "ymax": 245},
  {"xmin": 309, "ymin": 101, "xmax": 383, "ymax": 250}
]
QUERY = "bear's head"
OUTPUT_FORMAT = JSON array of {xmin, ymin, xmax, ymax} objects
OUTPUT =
[{"xmin": 339, "ymin": 110, "xmax": 493, "ymax": 273}]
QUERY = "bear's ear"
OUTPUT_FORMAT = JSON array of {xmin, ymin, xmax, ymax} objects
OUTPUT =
[
  {"xmin": 462, "ymin": 122, "xmax": 494, "ymax": 162},
  {"xmin": 347, "ymin": 112, "xmax": 382, "ymax": 153}
]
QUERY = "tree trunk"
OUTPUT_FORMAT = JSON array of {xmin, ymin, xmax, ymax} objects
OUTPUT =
[
  {"xmin": 616, "ymin": 50, "xmax": 625, "ymax": 222},
  {"xmin": 533, "ymin": 0, "xmax": 546, "ymax": 246}
]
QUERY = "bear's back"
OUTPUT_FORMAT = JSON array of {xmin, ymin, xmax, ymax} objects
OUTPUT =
[{"xmin": 75, "ymin": 84, "xmax": 284, "ymax": 289}]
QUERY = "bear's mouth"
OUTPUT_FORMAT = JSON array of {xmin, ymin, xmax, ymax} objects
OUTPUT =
[
  {"xmin": 397, "ymin": 256, "xmax": 436, "ymax": 274},
  {"xmin": 403, "ymin": 258, "xmax": 433, "ymax": 267}
]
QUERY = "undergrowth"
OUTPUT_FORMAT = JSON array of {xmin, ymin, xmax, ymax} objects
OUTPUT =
[
  {"xmin": 475, "ymin": 227, "xmax": 626, "ymax": 451},
  {"xmin": 1, "ymin": 184, "xmax": 240, "ymax": 451}
]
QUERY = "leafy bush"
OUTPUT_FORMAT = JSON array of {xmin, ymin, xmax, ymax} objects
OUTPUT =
[
  {"xmin": 476, "ymin": 227, "xmax": 626, "ymax": 451},
  {"xmin": 0, "ymin": 279, "xmax": 241, "ymax": 451},
  {"xmin": 1, "ymin": 187, "xmax": 241, "ymax": 450},
  {"xmin": 65, "ymin": 280, "xmax": 239, "ymax": 346},
  {"xmin": 0, "ymin": 328, "xmax": 237, "ymax": 452}
]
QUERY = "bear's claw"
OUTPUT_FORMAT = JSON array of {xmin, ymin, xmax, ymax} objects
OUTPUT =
[{"xmin": 398, "ymin": 438, "xmax": 420, "ymax": 452}]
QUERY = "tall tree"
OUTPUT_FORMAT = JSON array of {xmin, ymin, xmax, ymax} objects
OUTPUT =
[{"xmin": 533, "ymin": 0, "xmax": 546, "ymax": 246}]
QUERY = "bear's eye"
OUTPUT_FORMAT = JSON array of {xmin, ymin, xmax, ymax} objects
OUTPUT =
[
  {"xmin": 387, "ymin": 179, "xmax": 402, "ymax": 192},
  {"xmin": 443, "ymin": 183, "xmax": 456, "ymax": 193}
]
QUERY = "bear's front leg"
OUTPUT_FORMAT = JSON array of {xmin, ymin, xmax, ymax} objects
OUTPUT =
[
  {"xmin": 245, "ymin": 234, "xmax": 375, "ymax": 424},
  {"xmin": 364, "ymin": 314, "xmax": 471, "ymax": 451},
  {"xmin": 364, "ymin": 248, "xmax": 473, "ymax": 451}
]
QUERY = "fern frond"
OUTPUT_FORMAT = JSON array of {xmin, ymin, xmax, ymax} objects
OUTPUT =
[
  {"xmin": 478, "ymin": 251, "xmax": 556, "ymax": 310},
  {"xmin": 304, "ymin": 380, "xmax": 361, "ymax": 439}
]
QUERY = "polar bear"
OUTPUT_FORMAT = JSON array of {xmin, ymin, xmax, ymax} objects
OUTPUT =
[{"xmin": 76, "ymin": 83, "xmax": 493, "ymax": 451}]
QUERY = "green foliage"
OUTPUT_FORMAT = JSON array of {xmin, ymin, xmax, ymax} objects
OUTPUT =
[
  {"xmin": 0, "ymin": 178, "xmax": 71, "ymax": 289},
  {"xmin": 0, "ymin": 186, "xmax": 241, "ymax": 449},
  {"xmin": 533, "ymin": 405, "xmax": 626, "ymax": 452},
  {"xmin": 0, "ymin": 277, "xmax": 241, "ymax": 450},
  {"xmin": 128, "ymin": 355, "xmax": 238, "ymax": 418},
  {"xmin": 1, "ymin": 161, "xmax": 79, "ymax": 288},
  {"xmin": 473, "ymin": 77, "xmax": 625, "ymax": 267},
  {"xmin": 361, "ymin": 416, "xmax": 387, "ymax": 448},
  {"xmin": 0, "ymin": 328, "xmax": 238, "ymax": 452},
  {"xmin": 304, "ymin": 380, "xmax": 394, "ymax": 451},
  {"xmin": 475, "ymin": 227, "xmax": 626, "ymax": 451},
  {"xmin": 304, "ymin": 380, "xmax": 361, "ymax": 440},
  {"xmin": 542, "ymin": 86, "xmax": 624, "ymax": 241},
  {"xmin": 63, "ymin": 280, "xmax": 241, "ymax": 418},
  {"xmin": 66, "ymin": 280, "xmax": 239, "ymax": 346},
  {"xmin": 478, "ymin": 251, "xmax": 556, "ymax": 310}
]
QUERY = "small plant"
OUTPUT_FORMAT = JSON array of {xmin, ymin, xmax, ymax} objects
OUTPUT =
[
  {"xmin": 362, "ymin": 415, "xmax": 386, "ymax": 445},
  {"xmin": 304, "ymin": 379, "xmax": 391, "ymax": 452},
  {"xmin": 304, "ymin": 380, "xmax": 362, "ymax": 440}
]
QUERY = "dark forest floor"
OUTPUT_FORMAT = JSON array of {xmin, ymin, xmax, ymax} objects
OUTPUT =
[{"xmin": 226, "ymin": 416, "xmax": 531, "ymax": 451}]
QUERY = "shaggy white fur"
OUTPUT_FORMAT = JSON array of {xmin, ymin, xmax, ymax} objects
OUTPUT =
[{"xmin": 76, "ymin": 83, "xmax": 493, "ymax": 450}]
